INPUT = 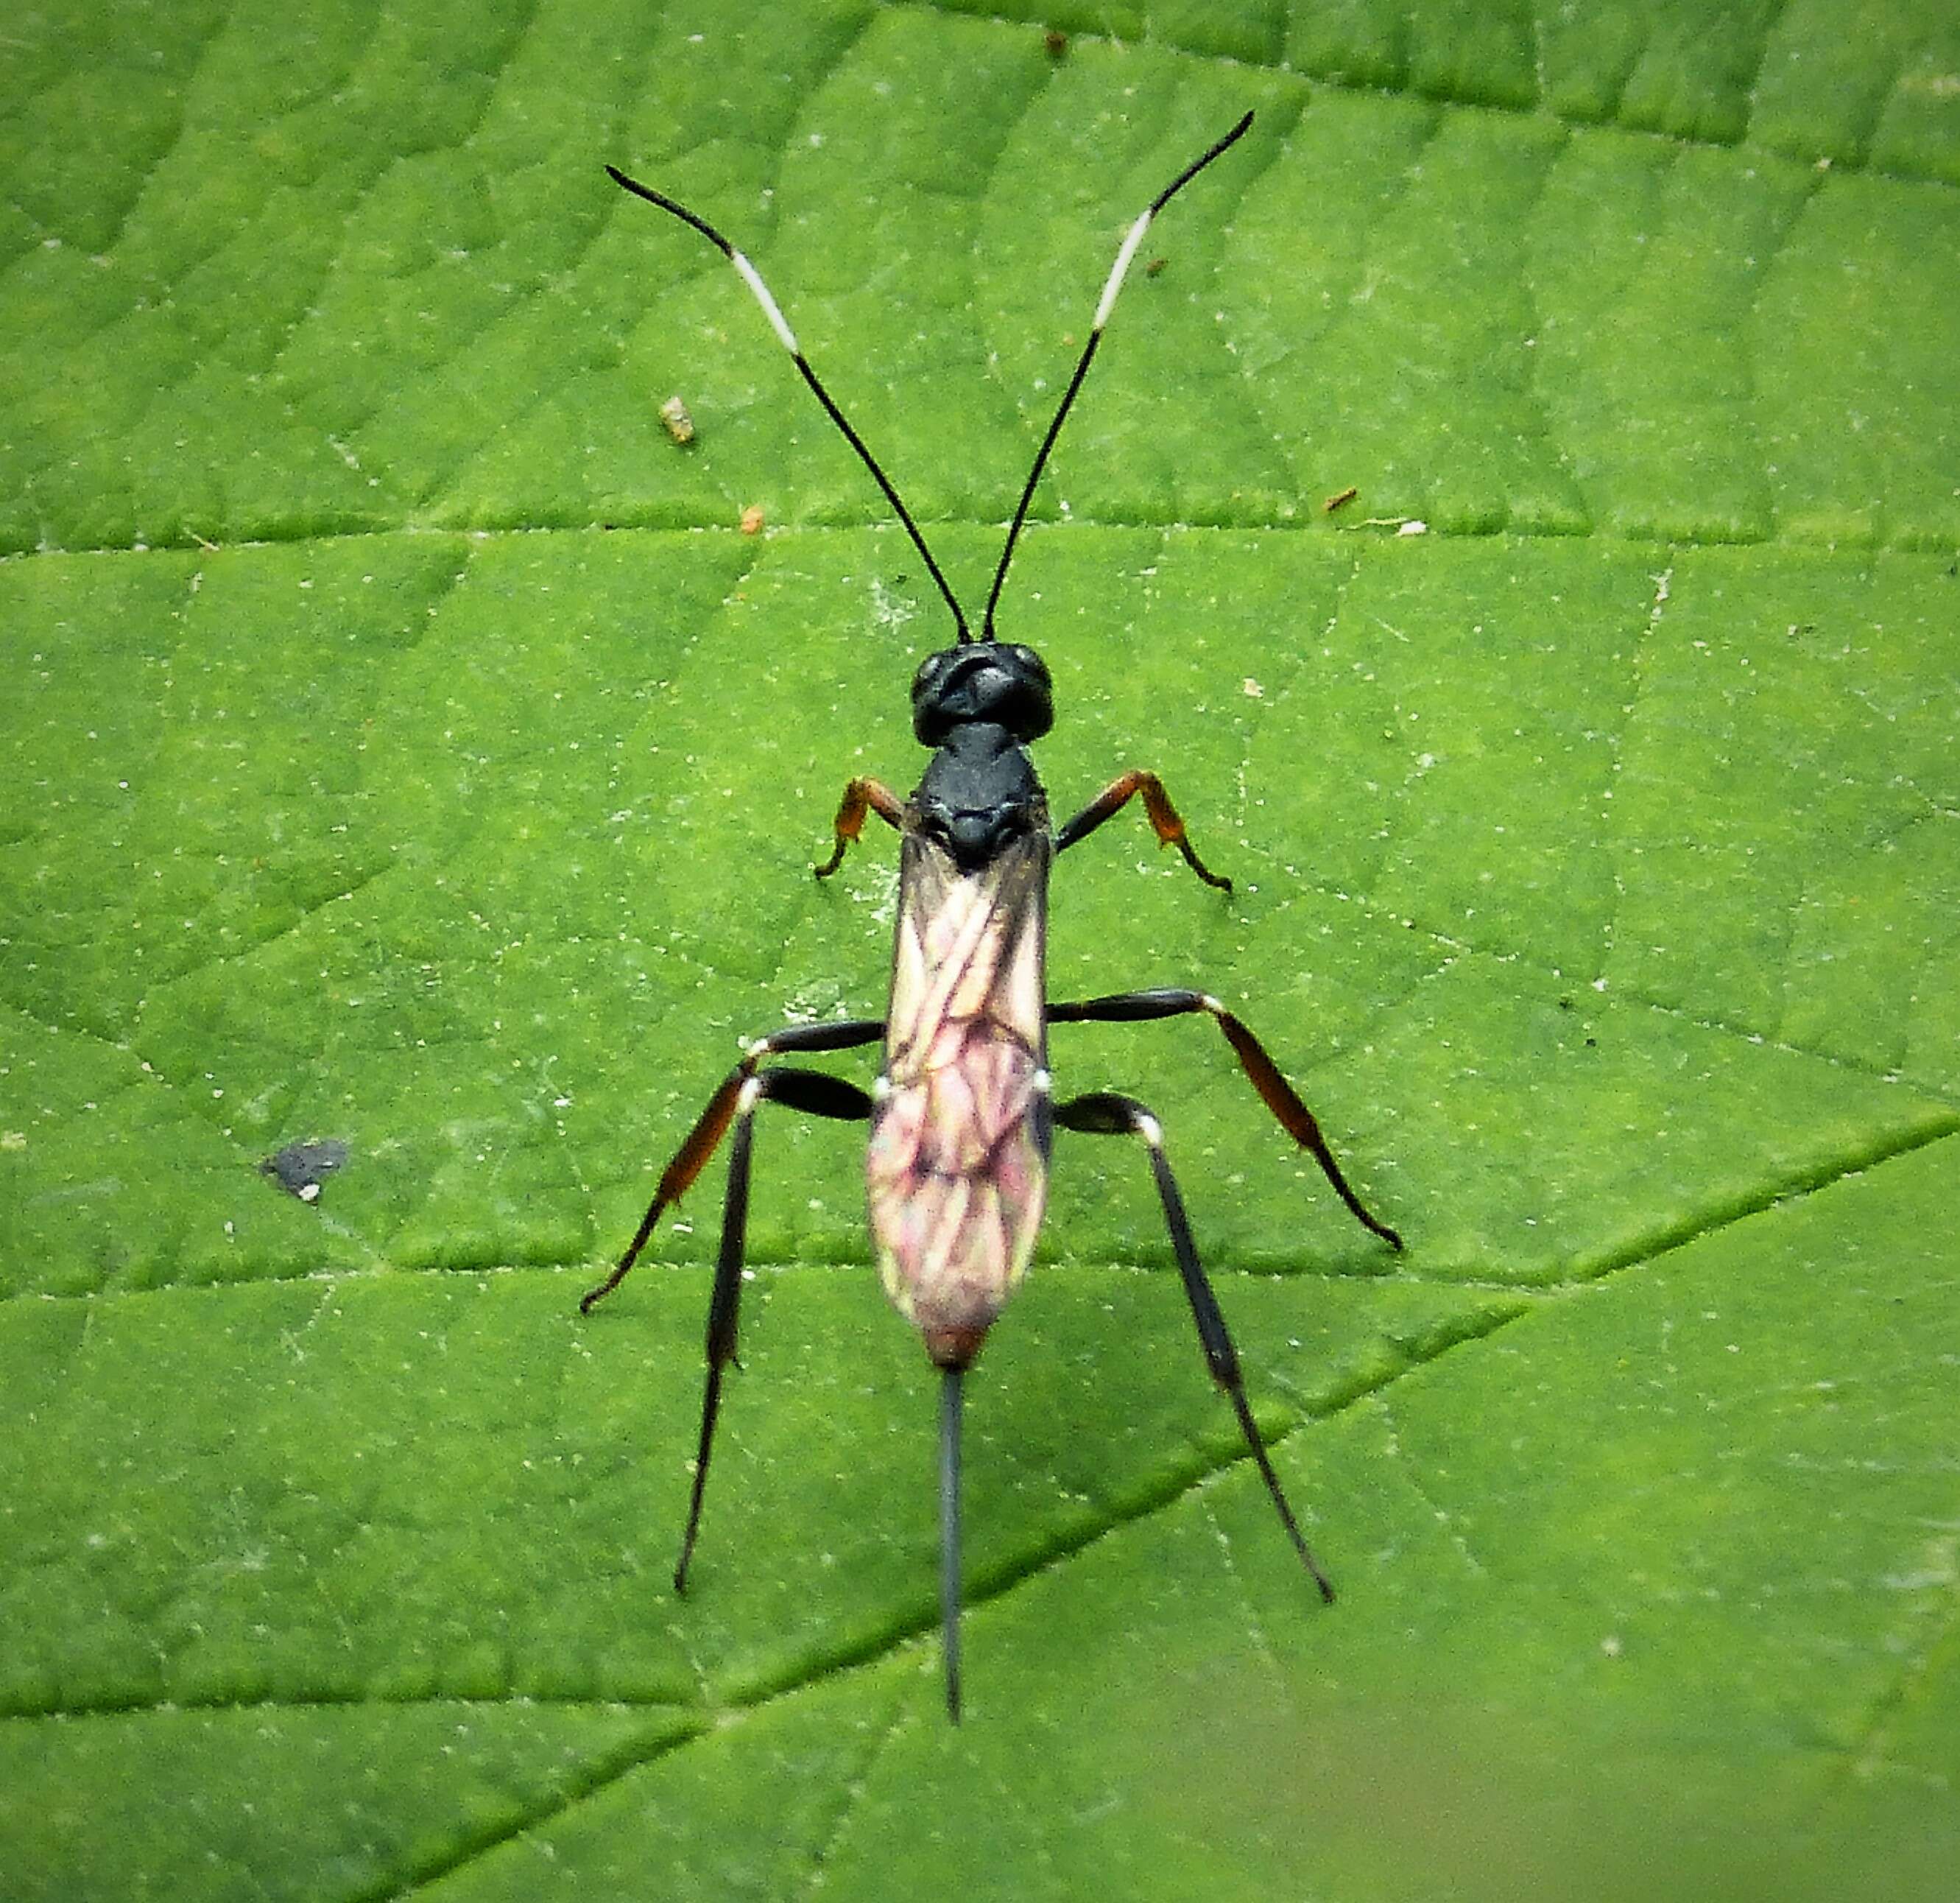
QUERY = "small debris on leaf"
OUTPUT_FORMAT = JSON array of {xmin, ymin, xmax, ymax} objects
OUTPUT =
[
  {"xmin": 659, "ymin": 394, "xmax": 696, "ymax": 444},
  {"xmin": 260, "ymin": 1138, "xmax": 350, "ymax": 1203}
]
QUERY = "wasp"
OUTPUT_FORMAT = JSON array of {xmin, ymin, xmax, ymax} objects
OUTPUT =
[{"xmin": 584, "ymin": 112, "xmax": 1403, "ymax": 1719}]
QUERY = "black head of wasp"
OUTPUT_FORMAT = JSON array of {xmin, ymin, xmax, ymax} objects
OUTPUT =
[{"xmin": 583, "ymin": 111, "xmax": 1404, "ymax": 1721}]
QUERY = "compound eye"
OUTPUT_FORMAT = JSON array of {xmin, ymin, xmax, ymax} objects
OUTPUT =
[
  {"xmin": 1004, "ymin": 644, "xmax": 1050, "ymax": 694},
  {"xmin": 912, "ymin": 650, "xmax": 951, "ymax": 697}
]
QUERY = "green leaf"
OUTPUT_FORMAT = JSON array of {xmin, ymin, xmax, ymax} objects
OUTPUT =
[{"xmin": 3, "ymin": 2, "xmax": 1957, "ymax": 1897}]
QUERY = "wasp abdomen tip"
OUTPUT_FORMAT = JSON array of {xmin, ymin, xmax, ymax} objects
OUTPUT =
[{"xmin": 925, "ymin": 1323, "xmax": 989, "ymax": 1371}]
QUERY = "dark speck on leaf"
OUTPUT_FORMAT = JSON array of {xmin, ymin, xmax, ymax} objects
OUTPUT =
[{"xmin": 261, "ymin": 1139, "xmax": 350, "ymax": 1203}]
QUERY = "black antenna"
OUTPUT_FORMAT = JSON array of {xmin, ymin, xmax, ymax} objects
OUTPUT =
[
  {"xmin": 605, "ymin": 165, "xmax": 973, "ymax": 644},
  {"xmin": 979, "ymin": 110, "xmax": 1255, "ymax": 642}
]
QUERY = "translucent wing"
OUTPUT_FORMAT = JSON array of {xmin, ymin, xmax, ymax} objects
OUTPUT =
[{"xmin": 867, "ymin": 826, "xmax": 1051, "ymax": 1368}]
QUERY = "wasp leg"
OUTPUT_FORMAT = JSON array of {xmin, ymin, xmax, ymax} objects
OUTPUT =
[
  {"xmin": 580, "ymin": 1017, "xmax": 886, "ymax": 1315},
  {"xmin": 1054, "ymin": 1090, "xmax": 1336, "ymax": 1602},
  {"xmin": 671, "ymin": 1063, "xmax": 875, "ymax": 1594},
  {"xmin": 1053, "ymin": 771, "xmax": 1231, "ymax": 891},
  {"xmin": 814, "ymin": 776, "xmax": 905, "ymax": 878},
  {"xmin": 1047, "ymin": 990, "xmax": 1402, "ymax": 1250}
]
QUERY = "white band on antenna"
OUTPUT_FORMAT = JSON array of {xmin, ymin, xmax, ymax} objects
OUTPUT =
[
  {"xmin": 1093, "ymin": 210, "xmax": 1153, "ymax": 331},
  {"xmin": 731, "ymin": 249, "xmax": 800, "ymax": 356}
]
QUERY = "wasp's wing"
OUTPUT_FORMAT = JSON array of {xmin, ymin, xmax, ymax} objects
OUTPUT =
[{"xmin": 867, "ymin": 826, "xmax": 1051, "ymax": 1368}]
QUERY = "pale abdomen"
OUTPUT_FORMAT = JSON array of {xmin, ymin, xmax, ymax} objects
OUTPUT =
[{"xmin": 868, "ymin": 829, "xmax": 1050, "ymax": 1368}]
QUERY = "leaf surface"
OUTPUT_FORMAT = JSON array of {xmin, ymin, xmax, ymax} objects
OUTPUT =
[{"xmin": 3, "ymin": 3, "xmax": 1957, "ymax": 1897}]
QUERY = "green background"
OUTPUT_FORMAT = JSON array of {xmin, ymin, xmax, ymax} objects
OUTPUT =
[{"xmin": 3, "ymin": 1, "xmax": 1957, "ymax": 1896}]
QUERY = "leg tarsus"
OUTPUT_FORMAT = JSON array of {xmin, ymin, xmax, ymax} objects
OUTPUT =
[
  {"xmin": 1054, "ymin": 770, "xmax": 1232, "ymax": 892},
  {"xmin": 814, "ymin": 776, "xmax": 903, "ymax": 879},
  {"xmin": 1047, "ymin": 991, "xmax": 1400, "ymax": 1250},
  {"xmin": 673, "ymin": 1091, "xmax": 758, "ymax": 1592},
  {"xmin": 1053, "ymin": 1089, "xmax": 1336, "ymax": 1599},
  {"xmin": 668, "ymin": 1062, "xmax": 875, "ymax": 1593},
  {"xmin": 1222, "ymin": 1382, "xmax": 1335, "ymax": 1603},
  {"xmin": 581, "ymin": 1068, "xmax": 747, "ymax": 1314},
  {"xmin": 580, "ymin": 1018, "xmax": 885, "ymax": 1314},
  {"xmin": 673, "ymin": 1361, "xmax": 725, "ymax": 1594},
  {"xmin": 1210, "ymin": 1005, "xmax": 1402, "ymax": 1249}
]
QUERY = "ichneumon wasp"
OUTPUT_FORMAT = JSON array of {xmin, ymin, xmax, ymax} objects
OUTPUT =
[{"xmin": 583, "ymin": 111, "xmax": 1403, "ymax": 1720}]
